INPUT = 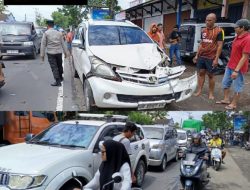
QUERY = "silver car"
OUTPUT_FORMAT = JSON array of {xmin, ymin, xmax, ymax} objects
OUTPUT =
[{"xmin": 142, "ymin": 125, "xmax": 178, "ymax": 171}]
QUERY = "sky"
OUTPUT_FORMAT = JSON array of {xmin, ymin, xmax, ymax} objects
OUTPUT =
[
  {"xmin": 167, "ymin": 111, "xmax": 212, "ymax": 125},
  {"xmin": 6, "ymin": 0, "xmax": 131, "ymax": 23}
]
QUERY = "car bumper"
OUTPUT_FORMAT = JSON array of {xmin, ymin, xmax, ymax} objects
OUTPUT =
[
  {"xmin": 0, "ymin": 45, "xmax": 34, "ymax": 56},
  {"xmin": 88, "ymin": 72, "xmax": 197, "ymax": 109},
  {"xmin": 148, "ymin": 148, "xmax": 164, "ymax": 166}
]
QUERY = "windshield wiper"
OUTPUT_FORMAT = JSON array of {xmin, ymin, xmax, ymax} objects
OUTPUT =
[
  {"xmin": 60, "ymin": 144, "xmax": 86, "ymax": 148},
  {"xmin": 30, "ymin": 141, "xmax": 62, "ymax": 147},
  {"xmin": 149, "ymin": 137, "xmax": 161, "ymax": 140},
  {"xmin": 2, "ymin": 34, "xmax": 17, "ymax": 36}
]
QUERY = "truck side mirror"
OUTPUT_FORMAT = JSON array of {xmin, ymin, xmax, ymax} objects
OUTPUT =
[{"xmin": 25, "ymin": 133, "xmax": 34, "ymax": 141}]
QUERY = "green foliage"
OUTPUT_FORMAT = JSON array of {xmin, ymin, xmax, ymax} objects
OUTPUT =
[
  {"xmin": 202, "ymin": 111, "xmax": 232, "ymax": 131},
  {"xmin": 128, "ymin": 112, "xmax": 153, "ymax": 125},
  {"xmin": 57, "ymin": 5, "xmax": 87, "ymax": 29},
  {"xmin": 51, "ymin": 11, "xmax": 70, "ymax": 29},
  {"xmin": 174, "ymin": 122, "xmax": 180, "ymax": 128},
  {"xmin": 0, "ymin": 0, "xmax": 7, "ymax": 14},
  {"xmin": 35, "ymin": 9, "xmax": 46, "ymax": 27}
]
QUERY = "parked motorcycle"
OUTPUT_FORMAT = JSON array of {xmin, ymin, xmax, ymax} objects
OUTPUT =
[
  {"xmin": 211, "ymin": 146, "xmax": 222, "ymax": 171},
  {"xmin": 72, "ymin": 172, "xmax": 142, "ymax": 190},
  {"xmin": 244, "ymin": 141, "xmax": 250, "ymax": 150},
  {"xmin": 180, "ymin": 148, "xmax": 209, "ymax": 190}
]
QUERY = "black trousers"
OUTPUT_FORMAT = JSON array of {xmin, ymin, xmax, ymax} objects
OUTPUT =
[{"xmin": 47, "ymin": 53, "xmax": 63, "ymax": 80}]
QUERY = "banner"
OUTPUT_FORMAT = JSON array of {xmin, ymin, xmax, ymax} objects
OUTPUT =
[{"xmin": 233, "ymin": 115, "xmax": 247, "ymax": 132}]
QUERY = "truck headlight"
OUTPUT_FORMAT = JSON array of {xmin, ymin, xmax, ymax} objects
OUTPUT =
[
  {"xmin": 90, "ymin": 56, "xmax": 121, "ymax": 81},
  {"xmin": 8, "ymin": 175, "xmax": 47, "ymax": 189},
  {"xmin": 23, "ymin": 41, "xmax": 33, "ymax": 46}
]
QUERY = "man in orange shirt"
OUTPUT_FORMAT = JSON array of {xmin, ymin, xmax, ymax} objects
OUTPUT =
[
  {"xmin": 157, "ymin": 23, "xmax": 166, "ymax": 51},
  {"xmin": 147, "ymin": 23, "xmax": 160, "ymax": 44},
  {"xmin": 66, "ymin": 29, "xmax": 73, "ymax": 55}
]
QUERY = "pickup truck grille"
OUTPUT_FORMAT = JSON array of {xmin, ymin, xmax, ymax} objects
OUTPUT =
[{"xmin": 0, "ymin": 173, "xmax": 9, "ymax": 185}]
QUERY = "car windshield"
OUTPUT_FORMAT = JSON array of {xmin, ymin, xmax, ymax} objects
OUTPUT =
[
  {"xmin": 88, "ymin": 25, "xmax": 153, "ymax": 46},
  {"xmin": 0, "ymin": 23, "xmax": 31, "ymax": 35},
  {"xmin": 29, "ymin": 123, "xmax": 99, "ymax": 148},
  {"xmin": 178, "ymin": 132, "xmax": 187, "ymax": 140},
  {"xmin": 143, "ymin": 127, "xmax": 164, "ymax": 140}
]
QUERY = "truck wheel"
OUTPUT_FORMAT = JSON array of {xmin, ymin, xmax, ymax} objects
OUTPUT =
[
  {"xmin": 173, "ymin": 151, "xmax": 178, "ymax": 162},
  {"xmin": 31, "ymin": 47, "xmax": 36, "ymax": 59},
  {"xmin": 83, "ymin": 80, "xmax": 96, "ymax": 111},
  {"xmin": 134, "ymin": 160, "xmax": 146, "ymax": 187},
  {"xmin": 0, "ymin": 56, "xmax": 2, "ymax": 60}
]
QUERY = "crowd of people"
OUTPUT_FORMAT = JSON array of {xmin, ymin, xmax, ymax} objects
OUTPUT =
[{"xmin": 146, "ymin": 14, "xmax": 250, "ymax": 110}]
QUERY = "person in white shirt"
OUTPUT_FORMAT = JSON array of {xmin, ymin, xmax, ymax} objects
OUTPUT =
[
  {"xmin": 113, "ymin": 121, "xmax": 137, "ymax": 183},
  {"xmin": 84, "ymin": 140, "xmax": 132, "ymax": 190}
]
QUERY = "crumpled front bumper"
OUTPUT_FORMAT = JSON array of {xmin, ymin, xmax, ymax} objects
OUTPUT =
[{"xmin": 88, "ymin": 72, "xmax": 197, "ymax": 109}]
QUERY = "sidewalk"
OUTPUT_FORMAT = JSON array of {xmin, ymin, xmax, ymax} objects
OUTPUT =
[{"xmin": 206, "ymin": 147, "xmax": 250, "ymax": 190}]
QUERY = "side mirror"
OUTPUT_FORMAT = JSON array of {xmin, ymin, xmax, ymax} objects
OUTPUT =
[
  {"xmin": 25, "ymin": 133, "xmax": 34, "ymax": 141},
  {"xmin": 46, "ymin": 113, "xmax": 55, "ymax": 122},
  {"xmin": 72, "ymin": 39, "xmax": 85, "ymax": 50},
  {"xmin": 112, "ymin": 172, "xmax": 123, "ymax": 183},
  {"xmin": 72, "ymin": 171, "xmax": 83, "ymax": 189},
  {"xmin": 197, "ymin": 40, "xmax": 201, "ymax": 43}
]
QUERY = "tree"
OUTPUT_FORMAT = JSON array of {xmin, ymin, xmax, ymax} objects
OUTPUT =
[
  {"xmin": 128, "ymin": 112, "xmax": 153, "ymax": 125},
  {"xmin": 174, "ymin": 122, "xmax": 180, "ymax": 128},
  {"xmin": 0, "ymin": 0, "xmax": 7, "ymax": 14},
  {"xmin": 51, "ymin": 11, "xmax": 70, "ymax": 29},
  {"xmin": 58, "ymin": 5, "xmax": 87, "ymax": 28},
  {"xmin": 202, "ymin": 111, "xmax": 232, "ymax": 131},
  {"xmin": 35, "ymin": 9, "xmax": 46, "ymax": 27}
]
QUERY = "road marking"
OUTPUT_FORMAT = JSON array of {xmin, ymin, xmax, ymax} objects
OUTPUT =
[{"xmin": 56, "ymin": 56, "xmax": 65, "ymax": 111}]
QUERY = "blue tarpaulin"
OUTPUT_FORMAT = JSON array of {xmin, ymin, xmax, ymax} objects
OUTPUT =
[{"xmin": 234, "ymin": 115, "xmax": 247, "ymax": 132}]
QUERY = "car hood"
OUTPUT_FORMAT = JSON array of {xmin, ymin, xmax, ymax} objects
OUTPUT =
[
  {"xmin": 1, "ymin": 35, "xmax": 31, "ymax": 42},
  {"xmin": 89, "ymin": 43, "xmax": 163, "ymax": 70},
  {"xmin": 148, "ymin": 139, "xmax": 163, "ymax": 147},
  {"xmin": 0, "ymin": 143, "xmax": 84, "ymax": 174}
]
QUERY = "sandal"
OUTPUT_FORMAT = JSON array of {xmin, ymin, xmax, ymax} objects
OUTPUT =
[
  {"xmin": 225, "ymin": 105, "xmax": 236, "ymax": 110},
  {"xmin": 216, "ymin": 100, "xmax": 230, "ymax": 104}
]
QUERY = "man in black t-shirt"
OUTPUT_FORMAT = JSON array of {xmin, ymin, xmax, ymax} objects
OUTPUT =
[{"xmin": 169, "ymin": 25, "xmax": 182, "ymax": 66}]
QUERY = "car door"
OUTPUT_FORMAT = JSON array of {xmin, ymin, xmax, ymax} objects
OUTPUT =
[
  {"xmin": 92, "ymin": 124, "xmax": 120, "ymax": 174},
  {"xmin": 164, "ymin": 129, "xmax": 172, "ymax": 161},
  {"xmin": 72, "ymin": 25, "xmax": 91, "ymax": 83}
]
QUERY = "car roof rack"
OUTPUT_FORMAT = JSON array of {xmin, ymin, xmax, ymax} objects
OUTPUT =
[{"xmin": 77, "ymin": 113, "xmax": 128, "ymax": 122}]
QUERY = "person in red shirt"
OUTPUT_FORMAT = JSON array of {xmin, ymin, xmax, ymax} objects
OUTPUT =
[
  {"xmin": 193, "ymin": 13, "xmax": 224, "ymax": 100},
  {"xmin": 216, "ymin": 19, "xmax": 250, "ymax": 110},
  {"xmin": 147, "ymin": 23, "xmax": 160, "ymax": 44}
]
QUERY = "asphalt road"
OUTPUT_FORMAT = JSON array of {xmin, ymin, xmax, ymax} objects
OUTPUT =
[
  {"xmin": 142, "ymin": 148, "xmax": 250, "ymax": 190},
  {"xmin": 0, "ymin": 54, "xmax": 83, "ymax": 111},
  {"xmin": 0, "ymin": 55, "xmax": 249, "ymax": 111}
]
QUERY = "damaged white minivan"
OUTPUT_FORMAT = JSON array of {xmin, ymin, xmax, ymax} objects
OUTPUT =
[{"xmin": 72, "ymin": 20, "xmax": 197, "ymax": 111}]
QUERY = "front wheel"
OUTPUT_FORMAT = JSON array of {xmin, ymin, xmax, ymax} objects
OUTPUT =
[
  {"xmin": 185, "ymin": 185, "xmax": 194, "ymax": 190},
  {"xmin": 134, "ymin": 160, "xmax": 146, "ymax": 187},
  {"xmin": 31, "ymin": 47, "xmax": 36, "ymax": 59},
  {"xmin": 83, "ymin": 80, "xmax": 96, "ymax": 111},
  {"xmin": 159, "ymin": 155, "xmax": 167, "ymax": 171},
  {"xmin": 214, "ymin": 161, "xmax": 221, "ymax": 171}
]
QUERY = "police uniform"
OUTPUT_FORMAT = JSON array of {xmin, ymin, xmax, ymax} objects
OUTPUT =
[{"xmin": 40, "ymin": 20, "xmax": 68, "ymax": 86}]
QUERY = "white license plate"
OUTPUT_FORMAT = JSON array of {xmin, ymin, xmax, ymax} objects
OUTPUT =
[
  {"xmin": 138, "ymin": 101, "xmax": 166, "ymax": 110},
  {"xmin": 7, "ymin": 50, "xmax": 18, "ymax": 54},
  {"xmin": 183, "ymin": 160, "xmax": 195, "ymax": 166}
]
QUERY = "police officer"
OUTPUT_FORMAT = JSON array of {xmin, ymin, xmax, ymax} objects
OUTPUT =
[{"xmin": 40, "ymin": 20, "xmax": 68, "ymax": 87}]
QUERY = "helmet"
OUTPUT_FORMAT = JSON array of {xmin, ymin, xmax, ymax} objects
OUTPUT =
[{"xmin": 192, "ymin": 133, "xmax": 201, "ymax": 139}]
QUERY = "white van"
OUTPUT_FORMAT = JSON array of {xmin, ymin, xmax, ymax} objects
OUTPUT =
[{"xmin": 72, "ymin": 20, "xmax": 197, "ymax": 111}]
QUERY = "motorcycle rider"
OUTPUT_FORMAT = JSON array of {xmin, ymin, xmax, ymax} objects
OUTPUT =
[
  {"xmin": 180, "ymin": 133, "xmax": 209, "ymax": 189},
  {"xmin": 209, "ymin": 132, "xmax": 226, "ymax": 164}
]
